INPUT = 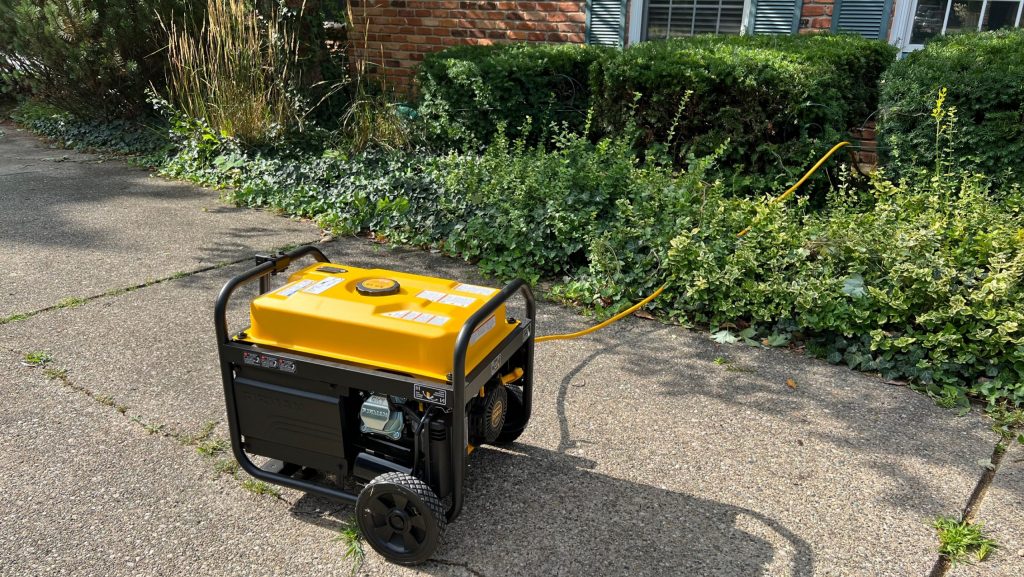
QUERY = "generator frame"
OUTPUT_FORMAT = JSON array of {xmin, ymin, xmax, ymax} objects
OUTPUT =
[{"xmin": 214, "ymin": 245, "xmax": 535, "ymax": 524}]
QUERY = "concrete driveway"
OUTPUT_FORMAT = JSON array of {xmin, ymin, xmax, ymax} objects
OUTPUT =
[{"xmin": 1, "ymin": 124, "xmax": 1020, "ymax": 576}]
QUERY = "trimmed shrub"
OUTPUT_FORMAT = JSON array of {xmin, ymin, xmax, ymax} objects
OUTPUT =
[
  {"xmin": 590, "ymin": 34, "xmax": 897, "ymax": 192},
  {"xmin": 416, "ymin": 43, "xmax": 612, "ymax": 148},
  {"xmin": 878, "ymin": 29, "xmax": 1024, "ymax": 186}
]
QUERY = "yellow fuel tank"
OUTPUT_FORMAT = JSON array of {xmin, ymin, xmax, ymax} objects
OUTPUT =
[{"xmin": 242, "ymin": 262, "xmax": 517, "ymax": 382}]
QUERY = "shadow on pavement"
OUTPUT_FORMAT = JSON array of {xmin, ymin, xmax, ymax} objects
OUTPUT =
[{"xmin": 287, "ymin": 441, "xmax": 813, "ymax": 577}]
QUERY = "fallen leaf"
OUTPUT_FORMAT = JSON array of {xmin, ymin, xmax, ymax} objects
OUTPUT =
[
  {"xmin": 786, "ymin": 378, "xmax": 797, "ymax": 389},
  {"xmin": 633, "ymin": 310, "xmax": 655, "ymax": 320}
]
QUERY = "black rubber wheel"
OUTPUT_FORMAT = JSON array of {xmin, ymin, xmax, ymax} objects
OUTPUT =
[
  {"xmin": 356, "ymin": 472, "xmax": 446, "ymax": 565},
  {"xmin": 493, "ymin": 384, "xmax": 528, "ymax": 445},
  {"xmin": 469, "ymin": 383, "xmax": 507, "ymax": 445}
]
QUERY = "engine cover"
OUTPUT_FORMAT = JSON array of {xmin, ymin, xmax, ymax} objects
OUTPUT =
[{"xmin": 359, "ymin": 394, "xmax": 404, "ymax": 440}]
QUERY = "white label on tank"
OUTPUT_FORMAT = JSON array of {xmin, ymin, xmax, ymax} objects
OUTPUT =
[
  {"xmin": 276, "ymin": 279, "xmax": 314, "ymax": 297},
  {"xmin": 380, "ymin": 310, "xmax": 448, "ymax": 326},
  {"xmin": 470, "ymin": 315, "xmax": 496, "ymax": 344},
  {"xmin": 454, "ymin": 283, "xmax": 496, "ymax": 296},
  {"xmin": 440, "ymin": 294, "xmax": 476, "ymax": 308},
  {"xmin": 303, "ymin": 276, "xmax": 343, "ymax": 295},
  {"xmin": 417, "ymin": 290, "xmax": 446, "ymax": 302}
]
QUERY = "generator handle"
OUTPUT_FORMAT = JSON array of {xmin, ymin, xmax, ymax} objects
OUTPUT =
[
  {"xmin": 450, "ymin": 279, "xmax": 536, "ymax": 521},
  {"xmin": 214, "ymin": 245, "xmax": 329, "ymax": 344}
]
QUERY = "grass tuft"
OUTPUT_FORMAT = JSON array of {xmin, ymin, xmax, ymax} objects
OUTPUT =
[
  {"xmin": 43, "ymin": 367, "xmax": 68, "ymax": 381},
  {"xmin": 22, "ymin": 351, "xmax": 53, "ymax": 367},
  {"xmin": 196, "ymin": 438, "xmax": 229, "ymax": 457},
  {"xmin": 214, "ymin": 458, "xmax": 240, "ymax": 477},
  {"xmin": 56, "ymin": 296, "xmax": 87, "ymax": 309},
  {"xmin": 335, "ymin": 518, "xmax": 365, "ymax": 569},
  {"xmin": 934, "ymin": 516, "xmax": 997, "ymax": 564},
  {"xmin": 241, "ymin": 478, "xmax": 282, "ymax": 498},
  {"xmin": 0, "ymin": 312, "xmax": 31, "ymax": 325}
]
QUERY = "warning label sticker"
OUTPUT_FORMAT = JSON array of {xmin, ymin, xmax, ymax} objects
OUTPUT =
[
  {"xmin": 440, "ymin": 294, "xmax": 476, "ymax": 308},
  {"xmin": 470, "ymin": 315, "xmax": 496, "ymax": 344},
  {"xmin": 303, "ymin": 276, "xmax": 344, "ymax": 295},
  {"xmin": 276, "ymin": 280, "xmax": 314, "ymax": 297},
  {"xmin": 454, "ymin": 283, "xmax": 496, "ymax": 296},
  {"xmin": 381, "ymin": 310, "xmax": 450, "ymax": 326},
  {"xmin": 417, "ymin": 290, "xmax": 446, "ymax": 302}
]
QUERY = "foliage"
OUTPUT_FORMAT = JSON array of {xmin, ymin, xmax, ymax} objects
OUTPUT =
[
  {"xmin": 0, "ymin": 0, "xmax": 196, "ymax": 118},
  {"xmin": 11, "ymin": 101, "xmax": 170, "ymax": 159},
  {"xmin": 434, "ymin": 126, "xmax": 680, "ymax": 282},
  {"xmin": 878, "ymin": 29, "xmax": 1024, "ymax": 187},
  {"xmin": 164, "ymin": 0, "xmax": 312, "ymax": 146},
  {"xmin": 590, "ymin": 34, "xmax": 897, "ymax": 194},
  {"xmin": 564, "ymin": 163, "xmax": 1024, "ymax": 405},
  {"xmin": 17, "ymin": 95, "xmax": 1024, "ymax": 408},
  {"xmin": 335, "ymin": 518, "xmax": 365, "ymax": 570},
  {"xmin": 417, "ymin": 43, "xmax": 612, "ymax": 149},
  {"xmin": 933, "ymin": 516, "xmax": 996, "ymax": 564}
]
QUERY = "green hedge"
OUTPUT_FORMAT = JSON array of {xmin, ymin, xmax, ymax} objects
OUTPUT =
[
  {"xmin": 878, "ymin": 30, "xmax": 1024, "ymax": 186},
  {"xmin": 590, "ymin": 34, "xmax": 897, "ymax": 191},
  {"xmin": 418, "ymin": 35, "xmax": 895, "ymax": 192},
  {"xmin": 417, "ymin": 43, "xmax": 612, "ymax": 148}
]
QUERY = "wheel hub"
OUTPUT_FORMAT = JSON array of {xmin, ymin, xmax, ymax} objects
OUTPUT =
[{"xmin": 388, "ymin": 509, "xmax": 410, "ymax": 532}]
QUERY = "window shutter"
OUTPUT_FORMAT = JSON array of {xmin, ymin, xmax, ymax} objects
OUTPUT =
[
  {"xmin": 832, "ymin": 0, "xmax": 893, "ymax": 39},
  {"xmin": 750, "ymin": 0, "xmax": 803, "ymax": 34},
  {"xmin": 588, "ymin": 0, "xmax": 626, "ymax": 46}
]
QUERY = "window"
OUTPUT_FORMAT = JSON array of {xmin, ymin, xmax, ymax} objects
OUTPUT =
[
  {"xmin": 643, "ymin": 0, "xmax": 749, "ymax": 39},
  {"xmin": 905, "ymin": 0, "xmax": 1023, "ymax": 46}
]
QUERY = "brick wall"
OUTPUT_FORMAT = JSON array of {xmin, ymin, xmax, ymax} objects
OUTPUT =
[
  {"xmin": 849, "ymin": 121, "xmax": 879, "ymax": 170},
  {"xmin": 348, "ymin": 0, "xmax": 587, "ymax": 92},
  {"xmin": 799, "ymin": 0, "xmax": 836, "ymax": 32}
]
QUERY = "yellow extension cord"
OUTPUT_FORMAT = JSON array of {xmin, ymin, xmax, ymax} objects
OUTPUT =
[{"xmin": 534, "ymin": 141, "xmax": 851, "ymax": 344}]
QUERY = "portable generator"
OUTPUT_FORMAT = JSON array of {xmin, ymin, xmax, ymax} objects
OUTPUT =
[{"xmin": 214, "ymin": 245, "xmax": 535, "ymax": 564}]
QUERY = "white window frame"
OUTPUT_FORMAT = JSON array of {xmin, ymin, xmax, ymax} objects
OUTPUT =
[
  {"xmin": 890, "ymin": 0, "xmax": 1024, "ymax": 53},
  {"xmin": 628, "ymin": 0, "xmax": 753, "ymax": 43}
]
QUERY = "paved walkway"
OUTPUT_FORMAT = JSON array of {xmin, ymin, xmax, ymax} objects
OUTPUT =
[{"xmin": 1, "ymin": 124, "xmax": 1020, "ymax": 576}]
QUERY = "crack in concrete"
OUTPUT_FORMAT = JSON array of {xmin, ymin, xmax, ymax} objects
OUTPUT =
[
  {"xmin": 927, "ymin": 440, "xmax": 1008, "ymax": 577},
  {"xmin": 26, "ymin": 357, "xmax": 292, "ymax": 505},
  {"xmin": 429, "ymin": 558, "xmax": 488, "ymax": 577},
  {"xmin": 0, "ymin": 241, "xmax": 317, "ymax": 326}
]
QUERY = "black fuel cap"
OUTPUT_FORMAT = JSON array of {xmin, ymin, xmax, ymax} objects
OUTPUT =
[{"xmin": 356, "ymin": 277, "xmax": 400, "ymax": 296}]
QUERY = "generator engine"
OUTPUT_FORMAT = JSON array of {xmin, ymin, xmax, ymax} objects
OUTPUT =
[{"xmin": 359, "ymin": 394, "xmax": 405, "ymax": 440}]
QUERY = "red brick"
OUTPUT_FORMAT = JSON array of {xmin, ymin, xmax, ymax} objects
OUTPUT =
[
  {"xmin": 801, "ymin": 5, "xmax": 828, "ymax": 17},
  {"xmin": 527, "ymin": 11, "xmax": 567, "ymax": 22},
  {"xmin": 557, "ymin": 1, "xmax": 581, "ymax": 11},
  {"xmin": 811, "ymin": 17, "xmax": 832, "ymax": 28},
  {"xmin": 527, "ymin": 31, "xmax": 546, "ymax": 41}
]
